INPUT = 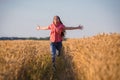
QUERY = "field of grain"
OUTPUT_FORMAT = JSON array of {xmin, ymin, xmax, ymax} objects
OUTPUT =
[{"xmin": 0, "ymin": 33, "xmax": 120, "ymax": 80}]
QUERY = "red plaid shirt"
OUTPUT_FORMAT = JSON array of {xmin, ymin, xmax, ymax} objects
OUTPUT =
[{"xmin": 48, "ymin": 23, "xmax": 65, "ymax": 42}]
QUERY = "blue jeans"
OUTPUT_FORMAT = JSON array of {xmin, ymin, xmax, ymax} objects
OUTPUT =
[{"xmin": 50, "ymin": 42, "xmax": 62, "ymax": 63}]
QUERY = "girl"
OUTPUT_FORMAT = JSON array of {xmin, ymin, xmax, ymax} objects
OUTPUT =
[{"xmin": 37, "ymin": 16, "xmax": 83, "ymax": 69}]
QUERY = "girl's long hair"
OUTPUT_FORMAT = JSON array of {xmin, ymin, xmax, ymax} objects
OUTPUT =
[{"xmin": 53, "ymin": 16, "xmax": 66, "ymax": 37}]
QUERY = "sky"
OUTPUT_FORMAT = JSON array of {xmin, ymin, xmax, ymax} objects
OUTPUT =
[{"xmin": 0, "ymin": 0, "xmax": 120, "ymax": 38}]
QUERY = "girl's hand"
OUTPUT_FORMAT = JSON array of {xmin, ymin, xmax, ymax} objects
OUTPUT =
[
  {"xmin": 36, "ymin": 25, "xmax": 40, "ymax": 30},
  {"xmin": 36, "ymin": 25, "xmax": 49, "ymax": 30},
  {"xmin": 78, "ymin": 25, "xmax": 83, "ymax": 30}
]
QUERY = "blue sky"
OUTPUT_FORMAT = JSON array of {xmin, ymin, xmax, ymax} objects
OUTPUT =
[{"xmin": 0, "ymin": 0, "xmax": 120, "ymax": 38}]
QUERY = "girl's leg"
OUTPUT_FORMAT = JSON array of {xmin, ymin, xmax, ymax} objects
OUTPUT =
[
  {"xmin": 56, "ymin": 42, "xmax": 62, "ymax": 56},
  {"xmin": 50, "ymin": 42, "xmax": 56, "ymax": 64}
]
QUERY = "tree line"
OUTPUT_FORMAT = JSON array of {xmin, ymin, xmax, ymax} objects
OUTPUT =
[{"xmin": 0, "ymin": 37, "xmax": 50, "ymax": 40}]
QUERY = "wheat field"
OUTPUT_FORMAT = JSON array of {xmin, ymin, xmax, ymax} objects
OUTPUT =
[{"xmin": 0, "ymin": 33, "xmax": 120, "ymax": 80}]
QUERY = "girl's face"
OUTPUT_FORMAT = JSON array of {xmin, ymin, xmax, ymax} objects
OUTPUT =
[{"xmin": 53, "ymin": 16, "xmax": 60, "ymax": 25}]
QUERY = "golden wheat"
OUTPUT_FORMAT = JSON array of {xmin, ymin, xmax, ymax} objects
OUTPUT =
[
  {"xmin": 0, "ymin": 33, "xmax": 120, "ymax": 80},
  {"xmin": 63, "ymin": 33, "xmax": 120, "ymax": 80}
]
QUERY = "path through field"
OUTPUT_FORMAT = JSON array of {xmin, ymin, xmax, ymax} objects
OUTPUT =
[{"xmin": 0, "ymin": 33, "xmax": 120, "ymax": 80}]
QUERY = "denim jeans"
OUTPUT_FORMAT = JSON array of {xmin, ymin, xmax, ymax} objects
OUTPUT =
[{"xmin": 50, "ymin": 41, "xmax": 62, "ymax": 63}]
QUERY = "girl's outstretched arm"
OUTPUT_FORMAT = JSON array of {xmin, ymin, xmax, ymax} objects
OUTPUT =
[
  {"xmin": 65, "ymin": 25, "xmax": 83, "ymax": 30},
  {"xmin": 36, "ymin": 25, "xmax": 49, "ymax": 30}
]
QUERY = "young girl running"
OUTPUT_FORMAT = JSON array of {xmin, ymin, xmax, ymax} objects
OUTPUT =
[{"xmin": 37, "ymin": 16, "xmax": 83, "ymax": 69}]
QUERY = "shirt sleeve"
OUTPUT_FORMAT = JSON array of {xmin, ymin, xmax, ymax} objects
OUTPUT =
[
  {"xmin": 57, "ymin": 24, "xmax": 65, "ymax": 33},
  {"xmin": 48, "ymin": 24, "xmax": 52, "ymax": 30},
  {"xmin": 61, "ymin": 24, "xmax": 65, "ymax": 31}
]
